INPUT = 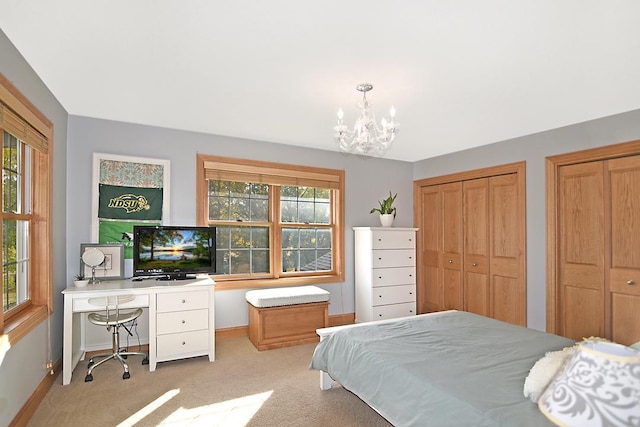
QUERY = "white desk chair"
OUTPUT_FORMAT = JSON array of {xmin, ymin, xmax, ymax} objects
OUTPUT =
[{"xmin": 84, "ymin": 295, "xmax": 149, "ymax": 382}]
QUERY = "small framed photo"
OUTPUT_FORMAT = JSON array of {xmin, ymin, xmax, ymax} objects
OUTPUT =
[{"xmin": 80, "ymin": 243, "xmax": 125, "ymax": 280}]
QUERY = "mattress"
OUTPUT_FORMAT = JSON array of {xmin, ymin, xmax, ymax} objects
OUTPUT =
[{"xmin": 310, "ymin": 311, "xmax": 574, "ymax": 427}]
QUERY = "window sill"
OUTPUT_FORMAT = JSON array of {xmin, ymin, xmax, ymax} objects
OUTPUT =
[
  {"xmin": 4, "ymin": 304, "xmax": 49, "ymax": 346},
  {"xmin": 212, "ymin": 274, "xmax": 343, "ymax": 291}
]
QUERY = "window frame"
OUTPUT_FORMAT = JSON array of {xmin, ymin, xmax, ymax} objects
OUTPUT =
[
  {"xmin": 196, "ymin": 154, "xmax": 344, "ymax": 290},
  {"xmin": 0, "ymin": 73, "xmax": 53, "ymax": 344}
]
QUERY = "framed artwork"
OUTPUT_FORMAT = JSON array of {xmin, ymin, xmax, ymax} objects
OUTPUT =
[
  {"xmin": 80, "ymin": 243, "xmax": 125, "ymax": 280},
  {"xmin": 91, "ymin": 153, "xmax": 170, "ymax": 259}
]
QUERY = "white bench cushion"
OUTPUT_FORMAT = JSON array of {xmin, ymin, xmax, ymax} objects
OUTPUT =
[{"xmin": 246, "ymin": 285, "xmax": 330, "ymax": 308}]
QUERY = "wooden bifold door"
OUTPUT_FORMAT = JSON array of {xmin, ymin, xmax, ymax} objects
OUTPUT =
[
  {"xmin": 548, "ymin": 142, "xmax": 640, "ymax": 345},
  {"xmin": 414, "ymin": 162, "xmax": 526, "ymax": 326}
]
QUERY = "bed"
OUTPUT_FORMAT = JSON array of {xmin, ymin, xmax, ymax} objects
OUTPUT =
[{"xmin": 310, "ymin": 310, "xmax": 575, "ymax": 427}]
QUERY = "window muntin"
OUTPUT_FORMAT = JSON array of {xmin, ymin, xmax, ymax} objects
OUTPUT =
[{"xmin": 197, "ymin": 154, "xmax": 344, "ymax": 288}]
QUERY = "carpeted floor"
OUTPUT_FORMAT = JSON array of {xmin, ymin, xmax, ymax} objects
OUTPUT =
[{"xmin": 29, "ymin": 338, "xmax": 392, "ymax": 426}]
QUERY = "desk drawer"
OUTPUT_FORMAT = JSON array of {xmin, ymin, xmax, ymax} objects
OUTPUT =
[
  {"xmin": 72, "ymin": 294, "xmax": 149, "ymax": 312},
  {"xmin": 156, "ymin": 290, "xmax": 209, "ymax": 312},
  {"xmin": 157, "ymin": 309, "xmax": 209, "ymax": 335},
  {"xmin": 156, "ymin": 329, "xmax": 209, "ymax": 358}
]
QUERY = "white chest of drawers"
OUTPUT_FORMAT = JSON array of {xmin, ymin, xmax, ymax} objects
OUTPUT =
[{"xmin": 354, "ymin": 227, "xmax": 418, "ymax": 323}]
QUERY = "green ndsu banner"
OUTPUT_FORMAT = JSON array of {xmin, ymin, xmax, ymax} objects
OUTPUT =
[{"xmin": 98, "ymin": 184, "xmax": 163, "ymax": 221}]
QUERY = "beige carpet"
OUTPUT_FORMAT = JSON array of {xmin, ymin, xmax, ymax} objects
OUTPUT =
[{"xmin": 29, "ymin": 338, "xmax": 392, "ymax": 427}]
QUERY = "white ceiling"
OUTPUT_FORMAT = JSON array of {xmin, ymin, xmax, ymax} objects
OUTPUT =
[{"xmin": 2, "ymin": 1, "xmax": 640, "ymax": 162}]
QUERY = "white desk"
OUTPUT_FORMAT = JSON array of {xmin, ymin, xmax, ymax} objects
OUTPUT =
[{"xmin": 62, "ymin": 276, "xmax": 215, "ymax": 385}]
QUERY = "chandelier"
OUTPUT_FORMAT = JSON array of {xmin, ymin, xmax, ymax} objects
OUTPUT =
[{"xmin": 333, "ymin": 83, "xmax": 398, "ymax": 157}]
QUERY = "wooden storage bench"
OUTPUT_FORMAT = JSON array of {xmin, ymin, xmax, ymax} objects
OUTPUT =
[{"xmin": 246, "ymin": 286, "xmax": 330, "ymax": 351}]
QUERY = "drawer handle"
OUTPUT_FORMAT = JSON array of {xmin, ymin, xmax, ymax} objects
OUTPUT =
[
  {"xmin": 182, "ymin": 341, "xmax": 186, "ymax": 345},
  {"xmin": 627, "ymin": 280, "xmax": 635, "ymax": 285},
  {"xmin": 378, "ymin": 257, "xmax": 383, "ymax": 260},
  {"xmin": 378, "ymin": 276, "xmax": 383, "ymax": 279},
  {"xmin": 409, "ymin": 292, "xmax": 413, "ymax": 295},
  {"xmin": 448, "ymin": 259, "xmax": 453, "ymax": 264},
  {"xmin": 409, "ymin": 274, "xmax": 413, "ymax": 277},
  {"xmin": 472, "ymin": 262, "xmax": 478, "ymax": 267},
  {"xmin": 378, "ymin": 295, "xmax": 383, "ymax": 298},
  {"xmin": 182, "ymin": 299, "xmax": 186, "ymax": 304},
  {"xmin": 378, "ymin": 314, "xmax": 383, "ymax": 317},
  {"xmin": 182, "ymin": 320, "xmax": 186, "ymax": 324}
]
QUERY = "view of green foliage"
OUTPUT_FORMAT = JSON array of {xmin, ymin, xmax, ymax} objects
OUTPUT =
[
  {"xmin": 3, "ymin": 132, "xmax": 23, "ymax": 312},
  {"xmin": 208, "ymin": 181, "xmax": 332, "ymax": 275}
]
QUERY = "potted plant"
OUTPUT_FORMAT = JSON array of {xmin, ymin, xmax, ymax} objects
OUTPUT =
[
  {"xmin": 73, "ymin": 273, "xmax": 89, "ymax": 287},
  {"xmin": 370, "ymin": 191, "xmax": 397, "ymax": 227}
]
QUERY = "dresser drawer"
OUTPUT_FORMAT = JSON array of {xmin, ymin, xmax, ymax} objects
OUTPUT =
[
  {"xmin": 372, "ymin": 284, "xmax": 416, "ymax": 306},
  {"xmin": 372, "ymin": 302, "xmax": 416, "ymax": 320},
  {"xmin": 156, "ymin": 329, "xmax": 209, "ymax": 358},
  {"xmin": 156, "ymin": 308, "xmax": 209, "ymax": 335},
  {"xmin": 372, "ymin": 249, "xmax": 415, "ymax": 268},
  {"xmin": 156, "ymin": 290, "xmax": 209, "ymax": 312},
  {"xmin": 72, "ymin": 294, "xmax": 149, "ymax": 312},
  {"xmin": 372, "ymin": 266, "xmax": 416, "ymax": 287},
  {"xmin": 372, "ymin": 230, "xmax": 416, "ymax": 249}
]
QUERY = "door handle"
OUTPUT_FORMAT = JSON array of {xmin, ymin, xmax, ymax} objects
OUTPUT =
[{"xmin": 627, "ymin": 280, "xmax": 635, "ymax": 285}]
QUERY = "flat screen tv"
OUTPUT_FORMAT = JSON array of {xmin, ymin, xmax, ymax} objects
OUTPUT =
[{"xmin": 133, "ymin": 225, "xmax": 215, "ymax": 280}]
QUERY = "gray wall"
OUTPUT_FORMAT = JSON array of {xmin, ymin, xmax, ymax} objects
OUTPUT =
[
  {"xmin": 0, "ymin": 30, "xmax": 68, "ymax": 425},
  {"xmin": 413, "ymin": 109, "xmax": 640, "ymax": 331},
  {"xmin": 66, "ymin": 116, "xmax": 415, "ymax": 328}
]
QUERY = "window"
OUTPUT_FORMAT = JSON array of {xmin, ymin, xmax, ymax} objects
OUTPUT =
[
  {"xmin": 0, "ymin": 73, "xmax": 53, "ymax": 343},
  {"xmin": 196, "ymin": 154, "xmax": 344, "ymax": 290}
]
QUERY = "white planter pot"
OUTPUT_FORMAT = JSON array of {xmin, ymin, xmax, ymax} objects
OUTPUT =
[
  {"xmin": 379, "ymin": 214, "xmax": 394, "ymax": 227},
  {"xmin": 73, "ymin": 280, "xmax": 89, "ymax": 288}
]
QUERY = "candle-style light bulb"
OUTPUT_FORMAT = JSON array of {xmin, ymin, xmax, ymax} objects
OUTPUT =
[
  {"xmin": 389, "ymin": 105, "xmax": 396, "ymax": 118},
  {"xmin": 337, "ymin": 108, "xmax": 344, "ymax": 121}
]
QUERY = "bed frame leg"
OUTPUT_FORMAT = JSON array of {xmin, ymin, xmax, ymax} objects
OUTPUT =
[{"xmin": 320, "ymin": 370, "xmax": 333, "ymax": 390}]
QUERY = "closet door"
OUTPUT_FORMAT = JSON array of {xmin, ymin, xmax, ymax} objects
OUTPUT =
[
  {"xmin": 607, "ymin": 155, "xmax": 640, "ymax": 345},
  {"xmin": 419, "ymin": 185, "xmax": 442, "ymax": 313},
  {"xmin": 489, "ymin": 173, "xmax": 526, "ymax": 325},
  {"xmin": 463, "ymin": 178, "xmax": 489, "ymax": 316},
  {"xmin": 442, "ymin": 182, "xmax": 463, "ymax": 310},
  {"xmin": 558, "ymin": 162, "xmax": 605, "ymax": 340}
]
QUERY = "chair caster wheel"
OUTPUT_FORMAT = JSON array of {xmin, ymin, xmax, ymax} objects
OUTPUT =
[
  {"xmin": 84, "ymin": 374, "xmax": 93, "ymax": 382},
  {"xmin": 142, "ymin": 357, "xmax": 149, "ymax": 365},
  {"xmin": 123, "ymin": 372, "xmax": 130, "ymax": 380}
]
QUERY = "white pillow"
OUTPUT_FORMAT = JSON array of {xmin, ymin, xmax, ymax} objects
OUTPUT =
[{"xmin": 523, "ymin": 347, "xmax": 574, "ymax": 403}]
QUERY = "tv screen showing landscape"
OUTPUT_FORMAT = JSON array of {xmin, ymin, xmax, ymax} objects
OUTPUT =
[{"xmin": 134, "ymin": 226, "xmax": 215, "ymax": 276}]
